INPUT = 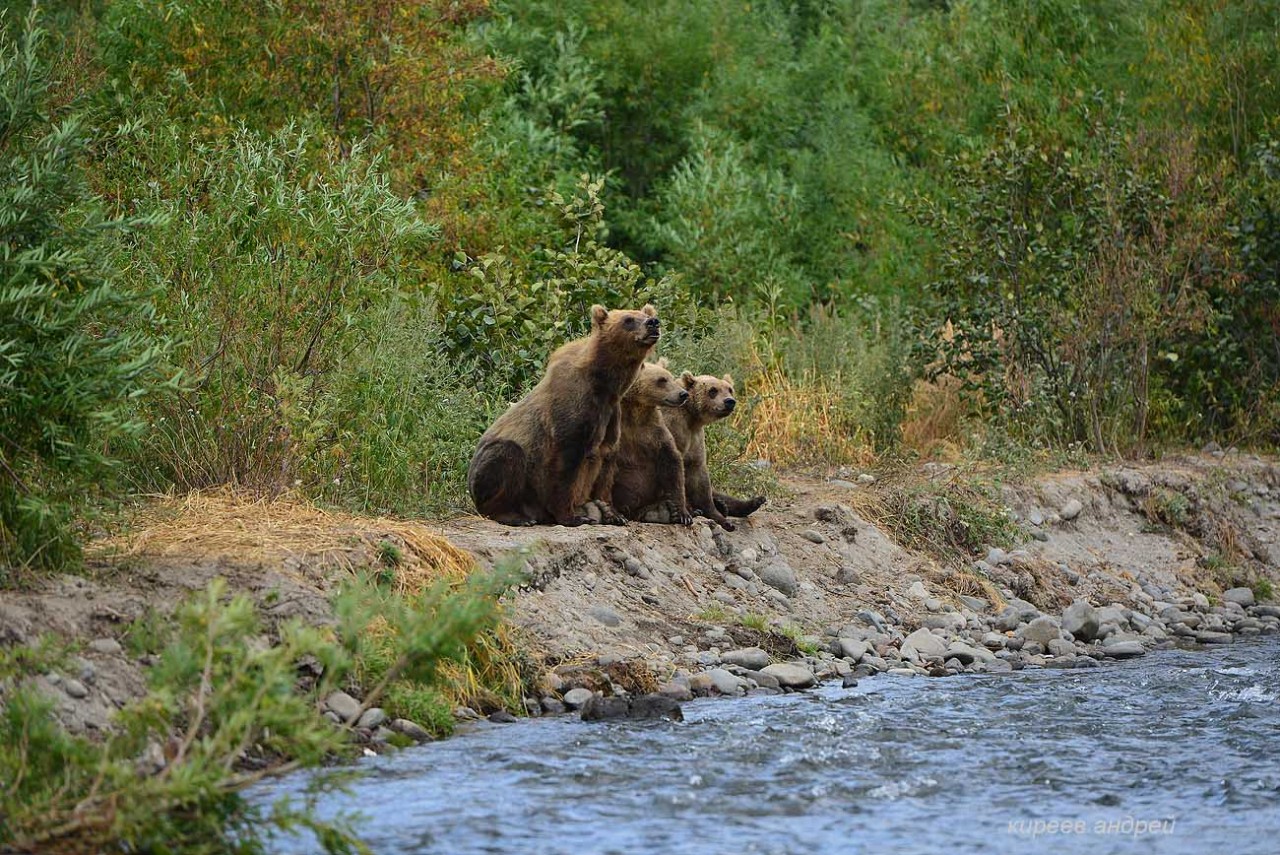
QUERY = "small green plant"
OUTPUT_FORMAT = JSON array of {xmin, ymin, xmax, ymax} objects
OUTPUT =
[
  {"xmin": 694, "ymin": 604, "xmax": 730, "ymax": 624},
  {"xmin": 1254, "ymin": 579, "xmax": 1274, "ymax": 603},
  {"xmin": 868, "ymin": 476, "xmax": 1022, "ymax": 561},
  {"xmin": 121, "ymin": 607, "xmax": 172, "ymax": 657},
  {"xmin": 378, "ymin": 540, "xmax": 405, "ymax": 568},
  {"xmin": 738, "ymin": 612, "xmax": 769, "ymax": 632},
  {"xmin": 1144, "ymin": 487, "xmax": 1192, "ymax": 529},
  {"xmin": 777, "ymin": 623, "xmax": 822, "ymax": 655}
]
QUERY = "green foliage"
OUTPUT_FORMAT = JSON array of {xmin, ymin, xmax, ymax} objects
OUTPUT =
[
  {"xmin": 1, "ymin": 569, "xmax": 514, "ymax": 851},
  {"xmin": 1255, "ymin": 579, "xmax": 1274, "ymax": 603},
  {"xmin": 0, "ymin": 10, "xmax": 169, "ymax": 573},
  {"xmin": 871, "ymin": 477, "xmax": 1022, "ymax": 560}
]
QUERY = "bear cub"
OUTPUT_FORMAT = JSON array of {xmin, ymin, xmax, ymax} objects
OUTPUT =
[{"xmin": 611, "ymin": 358, "xmax": 693, "ymax": 525}]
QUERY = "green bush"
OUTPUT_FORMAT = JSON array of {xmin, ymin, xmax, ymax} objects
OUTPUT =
[{"xmin": 0, "ymin": 11, "xmax": 168, "ymax": 573}]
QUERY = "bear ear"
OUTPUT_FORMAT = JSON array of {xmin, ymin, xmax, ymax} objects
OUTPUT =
[
  {"xmin": 722, "ymin": 373, "xmax": 734, "ymax": 385},
  {"xmin": 680, "ymin": 371, "xmax": 695, "ymax": 389},
  {"xmin": 591, "ymin": 305, "xmax": 608, "ymax": 327},
  {"xmin": 641, "ymin": 304, "xmax": 657, "ymax": 318},
  {"xmin": 656, "ymin": 357, "xmax": 669, "ymax": 370}
]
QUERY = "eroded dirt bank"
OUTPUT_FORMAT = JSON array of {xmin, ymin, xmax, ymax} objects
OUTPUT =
[{"xmin": 4, "ymin": 452, "xmax": 1279, "ymax": 733}]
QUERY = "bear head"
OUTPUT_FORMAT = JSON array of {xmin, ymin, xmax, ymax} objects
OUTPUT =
[
  {"xmin": 591, "ymin": 303, "xmax": 660, "ymax": 351},
  {"xmin": 625, "ymin": 358, "xmax": 690, "ymax": 409},
  {"xmin": 680, "ymin": 372, "xmax": 737, "ymax": 423}
]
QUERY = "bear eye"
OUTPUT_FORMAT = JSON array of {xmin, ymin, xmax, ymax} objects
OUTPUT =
[
  {"xmin": 708, "ymin": 389, "xmax": 718, "ymax": 398},
  {"xmin": 657, "ymin": 377, "xmax": 667, "ymax": 385},
  {"xmin": 623, "ymin": 317, "xmax": 636, "ymax": 328}
]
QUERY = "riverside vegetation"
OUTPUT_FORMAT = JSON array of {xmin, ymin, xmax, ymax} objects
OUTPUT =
[{"xmin": 2, "ymin": 0, "xmax": 1279, "ymax": 851}]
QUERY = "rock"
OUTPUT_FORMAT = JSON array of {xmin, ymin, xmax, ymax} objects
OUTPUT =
[
  {"xmin": 958, "ymin": 595, "xmax": 989, "ymax": 613},
  {"xmin": 63, "ymin": 678, "xmax": 89, "ymax": 699},
  {"xmin": 842, "ymin": 675, "xmax": 859, "ymax": 688},
  {"xmin": 541, "ymin": 697, "xmax": 567, "ymax": 714},
  {"xmin": 901, "ymin": 628, "xmax": 948, "ymax": 660},
  {"xmin": 626, "ymin": 694, "xmax": 684, "ymax": 721},
  {"xmin": 453, "ymin": 706, "xmax": 481, "ymax": 721},
  {"xmin": 579, "ymin": 696, "xmax": 630, "ymax": 721},
  {"xmin": 834, "ymin": 638, "xmax": 869, "ymax": 661},
  {"xmin": 587, "ymin": 605, "xmax": 622, "ymax": 627},
  {"xmin": 1016, "ymin": 616, "xmax": 1062, "ymax": 646},
  {"xmin": 829, "ymin": 478, "xmax": 857, "ymax": 489},
  {"xmin": 325, "ymin": 691, "xmax": 362, "ymax": 722},
  {"xmin": 857, "ymin": 473, "xmax": 877, "ymax": 485},
  {"xmin": 742, "ymin": 669, "xmax": 781, "ymax": 689},
  {"xmin": 391, "ymin": 719, "xmax": 431, "ymax": 741},
  {"xmin": 88, "ymin": 638, "xmax": 123, "ymax": 655},
  {"xmin": 657, "ymin": 680, "xmax": 693, "ymax": 702},
  {"xmin": 1195, "ymin": 630, "xmax": 1234, "ymax": 645},
  {"xmin": 357, "ymin": 707, "xmax": 387, "ymax": 729},
  {"xmin": 1104, "ymin": 641, "xmax": 1145, "ymax": 658},
  {"xmin": 622, "ymin": 557, "xmax": 648, "ymax": 577},
  {"xmin": 907, "ymin": 581, "xmax": 931, "ymax": 600},
  {"xmin": 760, "ymin": 663, "xmax": 817, "ymax": 690},
  {"xmin": 1061, "ymin": 600, "xmax": 1101, "ymax": 642},
  {"xmin": 1223, "ymin": 587, "xmax": 1255, "ymax": 607},
  {"xmin": 1028, "ymin": 509, "xmax": 1044, "ymax": 526},
  {"xmin": 944, "ymin": 641, "xmax": 992, "ymax": 665},
  {"xmin": 563, "ymin": 688, "xmax": 595, "ymax": 709},
  {"xmin": 1046, "ymin": 638, "xmax": 1076, "ymax": 657},
  {"xmin": 759, "ymin": 562, "xmax": 799, "ymax": 596},
  {"xmin": 720, "ymin": 647, "xmax": 771, "ymax": 670},
  {"xmin": 1074, "ymin": 656, "xmax": 1101, "ymax": 668},
  {"xmin": 799, "ymin": 529, "xmax": 826, "ymax": 544},
  {"xmin": 987, "ymin": 547, "xmax": 1010, "ymax": 566},
  {"xmin": 1059, "ymin": 499, "xmax": 1084, "ymax": 521},
  {"xmin": 922, "ymin": 613, "xmax": 966, "ymax": 632},
  {"xmin": 982, "ymin": 632, "xmax": 1007, "ymax": 650},
  {"xmin": 705, "ymin": 668, "xmax": 744, "ymax": 695}
]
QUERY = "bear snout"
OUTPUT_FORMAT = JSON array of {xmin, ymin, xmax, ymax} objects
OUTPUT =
[
  {"xmin": 723, "ymin": 397, "xmax": 736, "ymax": 412},
  {"xmin": 678, "ymin": 390, "xmax": 690, "ymax": 404}
]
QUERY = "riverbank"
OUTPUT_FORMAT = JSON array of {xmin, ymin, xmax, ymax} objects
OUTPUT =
[{"xmin": 4, "ymin": 451, "xmax": 1277, "ymax": 737}]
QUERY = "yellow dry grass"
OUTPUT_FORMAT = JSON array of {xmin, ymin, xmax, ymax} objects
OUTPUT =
[
  {"xmin": 901, "ymin": 375, "xmax": 969, "ymax": 459},
  {"xmin": 90, "ymin": 489, "xmax": 529, "ymax": 712},
  {"xmin": 90, "ymin": 488, "xmax": 475, "ymax": 595},
  {"xmin": 743, "ymin": 368, "xmax": 873, "ymax": 468}
]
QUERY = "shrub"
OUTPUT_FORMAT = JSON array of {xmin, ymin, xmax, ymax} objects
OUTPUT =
[{"xmin": 0, "ymin": 11, "xmax": 167, "ymax": 573}]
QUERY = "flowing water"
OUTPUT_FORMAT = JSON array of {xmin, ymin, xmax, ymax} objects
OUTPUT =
[{"xmin": 257, "ymin": 639, "xmax": 1280, "ymax": 854}]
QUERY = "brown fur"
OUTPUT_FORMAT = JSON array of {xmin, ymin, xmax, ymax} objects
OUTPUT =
[
  {"xmin": 662, "ymin": 371, "xmax": 766, "ymax": 531},
  {"xmin": 467, "ymin": 304, "xmax": 660, "ymax": 526},
  {"xmin": 612, "ymin": 359, "xmax": 692, "ymax": 524}
]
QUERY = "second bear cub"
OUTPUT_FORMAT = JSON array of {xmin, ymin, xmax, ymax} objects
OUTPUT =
[{"xmin": 611, "ymin": 359, "xmax": 693, "ymax": 525}]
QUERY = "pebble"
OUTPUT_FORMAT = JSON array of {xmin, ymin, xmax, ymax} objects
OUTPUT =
[
  {"xmin": 562, "ymin": 688, "xmax": 594, "ymax": 709},
  {"xmin": 657, "ymin": 680, "xmax": 693, "ymax": 702},
  {"xmin": 1105, "ymin": 641, "xmax": 1146, "ymax": 658},
  {"xmin": 760, "ymin": 663, "xmax": 817, "ymax": 689},
  {"xmin": 541, "ymin": 697, "xmax": 567, "ymax": 714},
  {"xmin": 834, "ymin": 638, "xmax": 869, "ymax": 661},
  {"xmin": 759, "ymin": 562, "xmax": 799, "ymax": 596},
  {"xmin": 902, "ymin": 628, "xmax": 948, "ymax": 660},
  {"xmin": 88, "ymin": 638, "xmax": 123, "ymax": 655},
  {"xmin": 390, "ymin": 719, "xmax": 431, "ymax": 740},
  {"xmin": 706, "ymin": 668, "xmax": 745, "ymax": 695},
  {"xmin": 857, "ymin": 473, "xmax": 877, "ymax": 485},
  {"xmin": 720, "ymin": 647, "xmax": 771, "ymax": 670},
  {"xmin": 1223, "ymin": 587, "xmax": 1255, "ymax": 607},
  {"xmin": 63, "ymin": 678, "xmax": 89, "ymax": 699},
  {"xmin": 357, "ymin": 708, "xmax": 387, "ymax": 729},
  {"xmin": 799, "ymin": 529, "xmax": 826, "ymax": 544},
  {"xmin": 325, "ymin": 691, "xmax": 362, "ymax": 722},
  {"xmin": 1028, "ymin": 509, "xmax": 1045, "ymax": 526},
  {"xmin": 587, "ymin": 605, "xmax": 622, "ymax": 627},
  {"xmin": 1059, "ymin": 499, "xmax": 1084, "ymax": 521},
  {"xmin": 1194, "ymin": 630, "xmax": 1234, "ymax": 645},
  {"xmin": 1061, "ymin": 600, "xmax": 1101, "ymax": 642}
]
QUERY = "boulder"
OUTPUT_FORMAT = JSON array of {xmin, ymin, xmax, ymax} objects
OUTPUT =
[
  {"xmin": 1061, "ymin": 600, "xmax": 1101, "ymax": 642},
  {"xmin": 1223, "ymin": 587, "xmax": 1255, "ymax": 607},
  {"xmin": 901, "ymin": 628, "xmax": 949, "ymax": 661},
  {"xmin": 759, "ymin": 562, "xmax": 799, "ymax": 596},
  {"xmin": 1016, "ymin": 616, "xmax": 1062, "ymax": 646},
  {"xmin": 720, "ymin": 647, "xmax": 771, "ymax": 670},
  {"xmin": 760, "ymin": 663, "xmax": 817, "ymax": 690},
  {"xmin": 562, "ymin": 688, "xmax": 595, "ymax": 709}
]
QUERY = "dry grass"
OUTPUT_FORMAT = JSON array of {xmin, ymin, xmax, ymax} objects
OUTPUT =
[
  {"xmin": 90, "ymin": 489, "xmax": 529, "ymax": 713},
  {"xmin": 90, "ymin": 488, "xmax": 475, "ymax": 595},
  {"xmin": 901, "ymin": 375, "xmax": 970, "ymax": 459},
  {"xmin": 743, "ymin": 367, "xmax": 873, "ymax": 468}
]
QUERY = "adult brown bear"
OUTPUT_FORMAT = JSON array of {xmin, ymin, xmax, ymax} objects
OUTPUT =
[
  {"xmin": 662, "ymin": 372, "xmax": 766, "ymax": 531},
  {"xmin": 611, "ymin": 359, "xmax": 693, "ymax": 525},
  {"xmin": 467, "ymin": 304, "xmax": 659, "ymax": 526}
]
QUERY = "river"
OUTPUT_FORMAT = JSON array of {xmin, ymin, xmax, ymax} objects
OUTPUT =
[{"xmin": 256, "ymin": 638, "xmax": 1280, "ymax": 854}]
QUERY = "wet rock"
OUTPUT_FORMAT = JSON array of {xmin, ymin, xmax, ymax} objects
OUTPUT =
[
  {"xmin": 842, "ymin": 675, "xmax": 859, "ymax": 688},
  {"xmin": 944, "ymin": 641, "xmax": 992, "ymax": 665},
  {"xmin": 1105, "ymin": 641, "xmax": 1146, "ymax": 658},
  {"xmin": 1223, "ymin": 587, "xmax": 1255, "ymax": 607},
  {"xmin": 357, "ymin": 708, "xmax": 387, "ymax": 729},
  {"xmin": 759, "ymin": 562, "xmax": 799, "ymax": 596},
  {"xmin": 562, "ymin": 688, "xmax": 595, "ymax": 709},
  {"xmin": 721, "ymin": 647, "xmax": 771, "ymax": 670},
  {"xmin": 834, "ymin": 638, "xmax": 868, "ymax": 661},
  {"xmin": 628, "ymin": 694, "xmax": 685, "ymax": 721},
  {"xmin": 391, "ymin": 719, "xmax": 431, "ymax": 741},
  {"xmin": 1062, "ymin": 600, "xmax": 1101, "ymax": 642},
  {"xmin": 902, "ymin": 628, "xmax": 948, "ymax": 660},
  {"xmin": 325, "ymin": 691, "xmax": 362, "ymax": 722},
  {"xmin": 742, "ymin": 669, "xmax": 781, "ymax": 690},
  {"xmin": 1017, "ymin": 616, "xmax": 1062, "ymax": 646},
  {"xmin": 760, "ymin": 663, "xmax": 817, "ymax": 690},
  {"xmin": 1074, "ymin": 656, "xmax": 1101, "ymax": 668},
  {"xmin": 88, "ymin": 638, "xmax": 123, "ymax": 655},
  {"xmin": 588, "ymin": 605, "xmax": 622, "ymax": 627},
  {"xmin": 1059, "ymin": 499, "xmax": 1084, "ymax": 521},
  {"xmin": 657, "ymin": 680, "xmax": 693, "ymax": 702},
  {"xmin": 541, "ymin": 697, "xmax": 567, "ymax": 715},
  {"xmin": 1194, "ymin": 630, "xmax": 1234, "ymax": 645}
]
